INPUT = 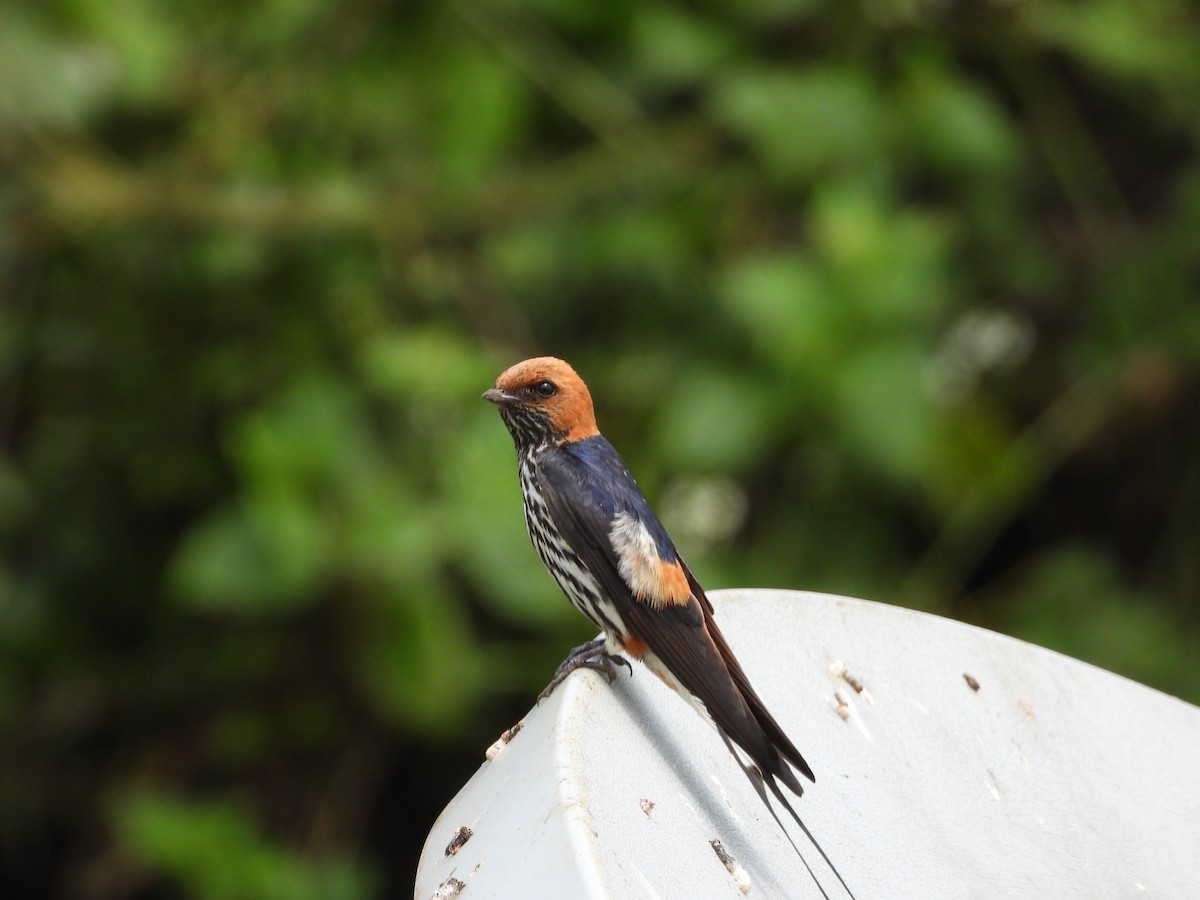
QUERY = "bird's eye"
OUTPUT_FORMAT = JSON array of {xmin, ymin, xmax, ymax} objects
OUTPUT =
[{"xmin": 534, "ymin": 380, "xmax": 557, "ymax": 398}]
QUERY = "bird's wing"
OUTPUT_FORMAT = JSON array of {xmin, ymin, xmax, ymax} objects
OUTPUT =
[{"xmin": 535, "ymin": 443, "xmax": 813, "ymax": 791}]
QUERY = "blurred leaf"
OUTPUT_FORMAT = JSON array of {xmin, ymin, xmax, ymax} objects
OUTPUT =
[
  {"xmin": 169, "ymin": 376, "xmax": 370, "ymax": 613},
  {"xmin": 835, "ymin": 343, "xmax": 938, "ymax": 484},
  {"xmin": 653, "ymin": 369, "xmax": 776, "ymax": 471},
  {"xmin": 231, "ymin": 377, "xmax": 371, "ymax": 492},
  {"xmin": 485, "ymin": 221, "xmax": 563, "ymax": 293},
  {"xmin": 0, "ymin": 462, "xmax": 31, "ymax": 533},
  {"xmin": 0, "ymin": 10, "xmax": 119, "ymax": 129},
  {"xmin": 1028, "ymin": 0, "xmax": 1200, "ymax": 81},
  {"xmin": 359, "ymin": 329, "xmax": 494, "ymax": 404},
  {"xmin": 811, "ymin": 182, "xmax": 954, "ymax": 326},
  {"xmin": 630, "ymin": 8, "xmax": 738, "ymax": 89},
  {"xmin": 710, "ymin": 66, "xmax": 886, "ymax": 183},
  {"xmin": 237, "ymin": 0, "xmax": 329, "ymax": 49},
  {"xmin": 922, "ymin": 401, "xmax": 1029, "ymax": 516},
  {"xmin": 113, "ymin": 791, "xmax": 373, "ymax": 900},
  {"xmin": 1008, "ymin": 545, "xmax": 1200, "ymax": 699},
  {"xmin": 581, "ymin": 206, "xmax": 699, "ymax": 284},
  {"xmin": 169, "ymin": 499, "xmax": 326, "ymax": 613},
  {"xmin": 425, "ymin": 42, "xmax": 532, "ymax": 188},
  {"xmin": 896, "ymin": 53, "xmax": 1022, "ymax": 176},
  {"xmin": 352, "ymin": 582, "xmax": 484, "ymax": 733},
  {"xmin": 64, "ymin": 0, "xmax": 184, "ymax": 103},
  {"xmin": 717, "ymin": 251, "xmax": 840, "ymax": 377}
]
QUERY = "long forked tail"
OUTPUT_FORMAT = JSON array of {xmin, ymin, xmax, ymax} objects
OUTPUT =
[{"xmin": 719, "ymin": 733, "xmax": 857, "ymax": 900}]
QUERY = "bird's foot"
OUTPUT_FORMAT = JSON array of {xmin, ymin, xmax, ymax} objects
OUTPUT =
[{"xmin": 538, "ymin": 638, "xmax": 632, "ymax": 701}]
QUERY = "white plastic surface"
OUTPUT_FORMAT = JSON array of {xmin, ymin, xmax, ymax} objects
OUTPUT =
[{"xmin": 415, "ymin": 590, "xmax": 1200, "ymax": 899}]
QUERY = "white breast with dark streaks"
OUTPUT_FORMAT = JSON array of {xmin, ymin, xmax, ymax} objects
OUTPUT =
[{"xmin": 517, "ymin": 455, "xmax": 627, "ymax": 644}]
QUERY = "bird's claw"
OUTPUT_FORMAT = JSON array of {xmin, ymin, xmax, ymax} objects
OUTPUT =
[
  {"xmin": 538, "ymin": 640, "xmax": 632, "ymax": 701},
  {"xmin": 578, "ymin": 652, "xmax": 632, "ymax": 685}
]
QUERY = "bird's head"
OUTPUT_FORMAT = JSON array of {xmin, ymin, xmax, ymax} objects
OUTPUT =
[{"xmin": 483, "ymin": 357, "xmax": 600, "ymax": 448}]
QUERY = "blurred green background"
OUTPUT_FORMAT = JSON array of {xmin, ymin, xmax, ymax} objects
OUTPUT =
[{"xmin": 2, "ymin": 0, "xmax": 1199, "ymax": 896}]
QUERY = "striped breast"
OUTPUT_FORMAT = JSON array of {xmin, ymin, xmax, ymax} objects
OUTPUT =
[{"xmin": 517, "ymin": 454, "xmax": 628, "ymax": 643}]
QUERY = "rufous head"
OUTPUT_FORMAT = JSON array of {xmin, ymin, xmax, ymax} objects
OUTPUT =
[{"xmin": 483, "ymin": 357, "xmax": 600, "ymax": 447}]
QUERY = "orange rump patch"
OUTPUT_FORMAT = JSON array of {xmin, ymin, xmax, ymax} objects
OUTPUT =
[
  {"xmin": 610, "ymin": 512, "xmax": 693, "ymax": 609},
  {"xmin": 653, "ymin": 559, "xmax": 691, "ymax": 607}
]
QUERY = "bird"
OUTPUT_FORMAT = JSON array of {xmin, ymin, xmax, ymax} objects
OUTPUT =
[{"xmin": 482, "ymin": 356, "xmax": 815, "ymax": 804}]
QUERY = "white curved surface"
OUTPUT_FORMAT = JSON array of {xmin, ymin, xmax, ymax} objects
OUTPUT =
[{"xmin": 415, "ymin": 590, "xmax": 1200, "ymax": 899}]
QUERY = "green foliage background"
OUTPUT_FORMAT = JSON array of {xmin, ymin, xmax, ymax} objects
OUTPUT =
[{"xmin": 2, "ymin": 0, "xmax": 1198, "ymax": 896}]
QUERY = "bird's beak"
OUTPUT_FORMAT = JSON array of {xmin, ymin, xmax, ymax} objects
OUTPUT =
[{"xmin": 482, "ymin": 387, "xmax": 517, "ymax": 406}]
